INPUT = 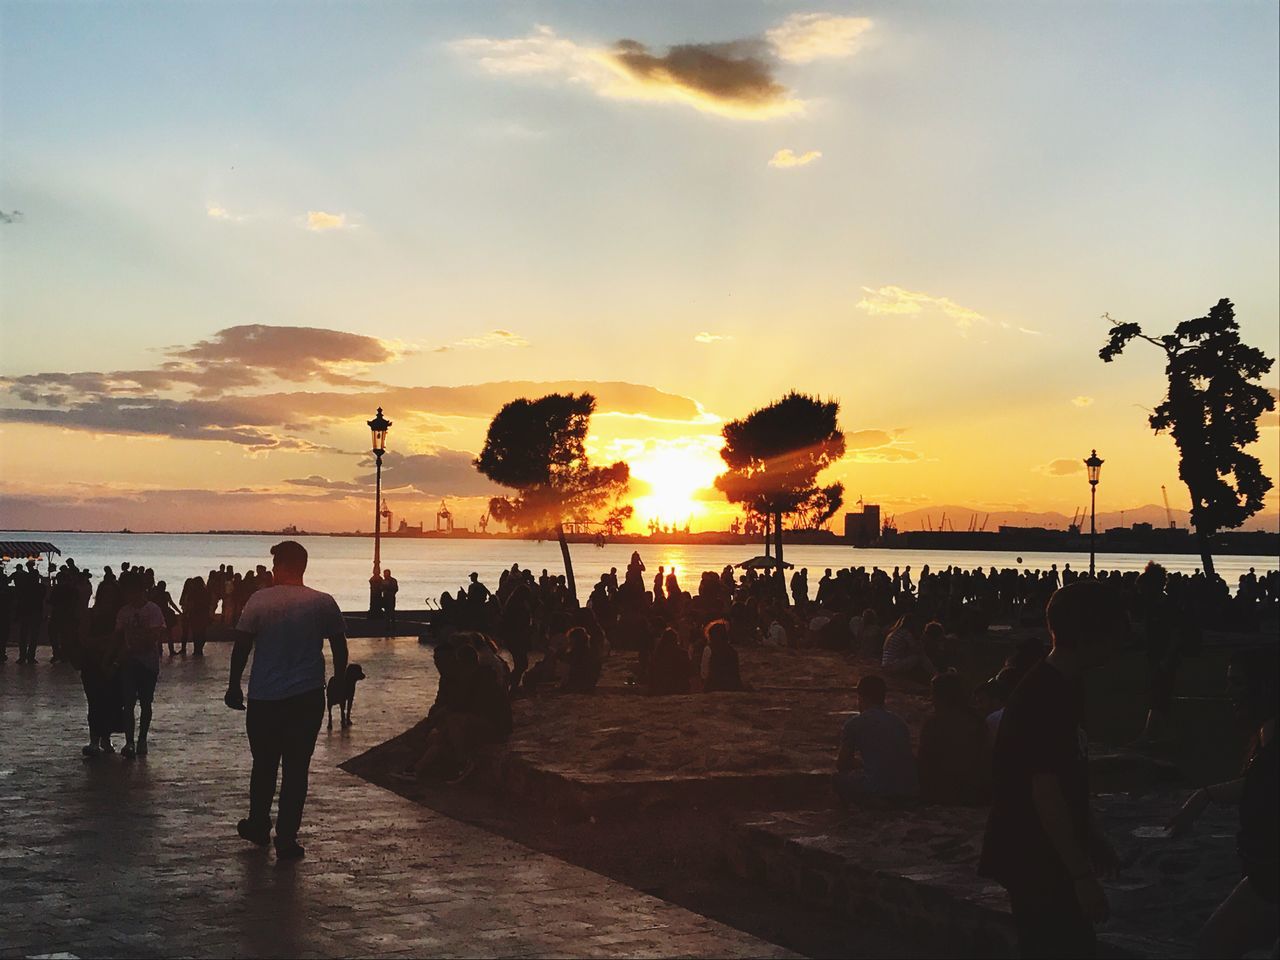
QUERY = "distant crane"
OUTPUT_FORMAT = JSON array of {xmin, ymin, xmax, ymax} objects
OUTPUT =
[
  {"xmin": 436, "ymin": 500, "xmax": 454, "ymax": 533},
  {"xmin": 1161, "ymin": 485, "xmax": 1176, "ymax": 529},
  {"xmin": 979, "ymin": 513, "xmax": 990, "ymax": 532},
  {"xmin": 379, "ymin": 496, "xmax": 392, "ymax": 534},
  {"xmin": 478, "ymin": 512, "xmax": 490, "ymax": 534},
  {"xmin": 1068, "ymin": 506, "xmax": 1083, "ymax": 535}
]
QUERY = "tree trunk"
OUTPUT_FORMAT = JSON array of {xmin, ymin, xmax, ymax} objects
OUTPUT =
[
  {"xmin": 775, "ymin": 510, "xmax": 787, "ymax": 604},
  {"xmin": 557, "ymin": 523, "xmax": 579, "ymax": 607},
  {"xmin": 763, "ymin": 513, "xmax": 771, "ymax": 558},
  {"xmin": 1195, "ymin": 523, "xmax": 1216, "ymax": 579}
]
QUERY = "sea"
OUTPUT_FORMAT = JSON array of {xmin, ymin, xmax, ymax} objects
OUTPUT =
[{"xmin": 3, "ymin": 531, "xmax": 1276, "ymax": 612}]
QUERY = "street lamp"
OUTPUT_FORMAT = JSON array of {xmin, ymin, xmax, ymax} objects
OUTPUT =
[
  {"xmin": 1084, "ymin": 449, "xmax": 1104, "ymax": 577},
  {"xmin": 367, "ymin": 407, "xmax": 391, "ymax": 616}
]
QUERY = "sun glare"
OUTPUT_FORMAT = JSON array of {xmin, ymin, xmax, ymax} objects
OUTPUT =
[{"xmin": 626, "ymin": 441, "xmax": 725, "ymax": 530}]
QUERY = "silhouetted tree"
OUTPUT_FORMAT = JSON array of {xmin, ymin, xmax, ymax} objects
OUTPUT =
[
  {"xmin": 715, "ymin": 392, "xmax": 845, "ymax": 596},
  {"xmin": 475, "ymin": 393, "xmax": 629, "ymax": 604},
  {"xmin": 1100, "ymin": 298, "xmax": 1275, "ymax": 577}
]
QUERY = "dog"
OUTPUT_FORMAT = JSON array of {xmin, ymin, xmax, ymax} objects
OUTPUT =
[{"xmin": 327, "ymin": 663, "xmax": 366, "ymax": 730}]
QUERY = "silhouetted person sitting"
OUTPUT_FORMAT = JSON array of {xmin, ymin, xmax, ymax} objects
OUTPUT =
[
  {"xmin": 700, "ymin": 619, "xmax": 743, "ymax": 693},
  {"xmin": 918, "ymin": 671, "xmax": 990, "ymax": 805},
  {"xmin": 979, "ymin": 581, "xmax": 1126, "ymax": 959},
  {"xmin": 226, "ymin": 541, "xmax": 349, "ymax": 861},
  {"xmin": 397, "ymin": 643, "xmax": 512, "ymax": 785},
  {"xmin": 833, "ymin": 674, "xmax": 918, "ymax": 806},
  {"xmin": 1167, "ymin": 648, "xmax": 1278, "ymax": 958},
  {"xmin": 647, "ymin": 627, "xmax": 692, "ymax": 695},
  {"xmin": 881, "ymin": 612, "xmax": 935, "ymax": 681},
  {"xmin": 560, "ymin": 626, "xmax": 601, "ymax": 694}
]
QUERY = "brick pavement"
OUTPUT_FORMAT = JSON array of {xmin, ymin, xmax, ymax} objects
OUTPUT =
[{"xmin": 0, "ymin": 639, "xmax": 794, "ymax": 958}]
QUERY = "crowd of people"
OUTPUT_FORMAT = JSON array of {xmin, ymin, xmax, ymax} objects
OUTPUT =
[{"xmin": 3, "ymin": 546, "xmax": 1275, "ymax": 954}]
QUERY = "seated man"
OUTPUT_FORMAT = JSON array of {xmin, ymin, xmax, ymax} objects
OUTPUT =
[
  {"xmin": 881, "ymin": 613, "xmax": 936, "ymax": 681},
  {"xmin": 918, "ymin": 671, "xmax": 990, "ymax": 805},
  {"xmin": 560, "ymin": 626, "xmax": 601, "ymax": 694},
  {"xmin": 833, "ymin": 674, "xmax": 918, "ymax": 805},
  {"xmin": 701, "ymin": 619, "xmax": 744, "ymax": 692},
  {"xmin": 396, "ymin": 643, "xmax": 512, "ymax": 784},
  {"xmin": 646, "ymin": 627, "xmax": 691, "ymax": 695}
]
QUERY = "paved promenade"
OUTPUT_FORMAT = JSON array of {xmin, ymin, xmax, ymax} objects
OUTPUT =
[{"xmin": 0, "ymin": 639, "xmax": 792, "ymax": 958}]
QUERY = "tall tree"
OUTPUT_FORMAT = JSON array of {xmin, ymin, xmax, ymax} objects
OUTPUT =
[
  {"xmin": 1100, "ymin": 298, "xmax": 1275, "ymax": 577},
  {"xmin": 475, "ymin": 393, "xmax": 629, "ymax": 604},
  {"xmin": 715, "ymin": 391, "xmax": 845, "ymax": 596}
]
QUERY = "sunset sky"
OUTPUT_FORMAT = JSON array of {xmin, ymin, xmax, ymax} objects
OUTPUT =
[{"xmin": 1, "ymin": 2, "xmax": 1277, "ymax": 533}]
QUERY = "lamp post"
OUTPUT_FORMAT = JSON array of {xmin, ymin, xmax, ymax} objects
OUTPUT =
[
  {"xmin": 367, "ymin": 407, "xmax": 391, "ymax": 616},
  {"xmin": 1084, "ymin": 449, "xmax": 1104, "ymax": 577}
]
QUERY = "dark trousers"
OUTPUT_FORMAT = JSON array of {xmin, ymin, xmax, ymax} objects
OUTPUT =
[
  {"xmin": 17, "ymin": 614, "xmax": 40, "ymax": 661},
  {"xmin": 245, "ymin": 689, "xmax": 325, "ymax": 842},
  {"xmin": 1008, "ymin": 884, "xmax": 1097, "ymax": 959},
  {"xmin": 82, "ymin": 665, "xmax": 119, "ymax": 740}
]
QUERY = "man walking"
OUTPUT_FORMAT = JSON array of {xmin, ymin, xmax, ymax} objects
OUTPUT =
[
  {"xmin": 226, "ymin": 541, "xmax": 348, "ymax": 860},
  {"xmin": 979, "ymin": 580, "xmax": 1126, "ymax": 958}
]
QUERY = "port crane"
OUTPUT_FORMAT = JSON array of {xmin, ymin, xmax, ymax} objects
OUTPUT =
[
  {"xmin": 1161, "ymin": 485, "xmax": 1176, "ymax": 529},
  {"xmin": 478, "ymin": 512, "xmax": 489, "ymax": 534},
  {"xmin": 435, "ymin": 500, "xmax": 455, "ymax": 533}
]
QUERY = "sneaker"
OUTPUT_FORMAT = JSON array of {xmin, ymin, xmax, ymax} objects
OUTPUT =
[
  {"xmin": 274, "ymin": 837, "xmax": 305, "ymax": 860},
  {"xmin": 120, "ymin": 745, "xmax": 136, "ymax": 760},
  {"xmin": 81, "ymin": 743, "xmax": 102, "ymax": 758},
  {"xmin": 100, "ymin": 740, "xmax": 116, "ymax": 754},
  {"xmin": 445, "ymin": 759, "xmax": 477, "ymax": 786},
  {"xmin": 136, "ymin": 739, "xmax": 148, "ymax": 758},
  {"xmin": 237, "ymin": 819, "xmax": 272, "ymax": 847}
]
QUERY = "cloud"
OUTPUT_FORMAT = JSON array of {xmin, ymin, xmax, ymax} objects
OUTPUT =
[
  {"xmin": 845, "ymin": 429, "xmax": 894, "ymax": 450},
  {"xmin": 306, "ymin": 210, "xmax": 348, "ymax": 231},
  {"xmin": 358, "ymin": 449, "xmax": 501, "ymax": 498},
  {"xmin": 850, "ymin": 447, "xmax": 922, "ymax": 463},
  {"xmin": 765, "ymin": 13, "xmax": 873, "ymax": 63},
  {"xmin": 769, "ymin": 148, "xmax": 822, "ymax": 169},
  {"xmin": 1072, "ymin": 396, "xmax": 1094, "ymax": 407},
  {"xmin": 283, "ymin": 475, "xmax": 365, "ymax": 492},
  {"xmin": 171, "ymin": 324, "xmax": 407, "ymax": 386},
  {"xmin": 206, "ymin": 204, "xmax": 247, "ymax": 223},
  {"xmin": 434, "ymin": 330, "xmax": 530, "ymax": 353},
  {"xmin": 452, "ymin": 24, "xmax": 811, "ymax": 120},
  {"xmin": 0, "ymin": 317, "xmax": 708, "ymax": 451},
  {"xmin": 1037, "ymin": 458, "xmax": 1085, "ymax": 477},
  {"xmin": 0, "ymin": 210, "xmax": 24, "ymax": 224},
  {"xmin": 693, "ymin": 332, "xmax": 734, "ymax": 344},
  {"xmin": 857, "ymin": 285, "xmax": 1039, "ymax": 336},
  {"xmin": 842, "ymin": 428, "xmax": 921, "ymax": 463}
]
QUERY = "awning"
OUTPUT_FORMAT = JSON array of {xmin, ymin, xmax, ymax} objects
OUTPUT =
[
  {"xmin": 735, "ymin": 555, "xmax": 794, "ymax": 570},
  {"xmin": 0, "ymin": 541, "xmax": 62, "ymax": 559}
]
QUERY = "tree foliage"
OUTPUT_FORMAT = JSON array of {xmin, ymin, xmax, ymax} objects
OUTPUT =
[
  {"xmin": 715, "ymin": 392, "xmax": 845, "ymax": 571},
  {"xmin": 1100, "ymin": 298, "xmax": 1275, "ymax": 575},
  {"xmin": 475, "ymin": 392, "xmax": 630, "ymax": 530},
  {"xmin": 474, "ymin": 392, "xmax": 629, "ymax": 601}
]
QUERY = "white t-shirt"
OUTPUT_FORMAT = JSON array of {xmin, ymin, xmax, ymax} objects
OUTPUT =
[{"xmin": 237, "ymin": 585, "xmax": 344, "ymax": 701}]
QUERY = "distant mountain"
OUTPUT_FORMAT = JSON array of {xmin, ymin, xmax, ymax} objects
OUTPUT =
[{"xmin": 885, "ymin": 503, "xmax": 1279, "ymax": 534}]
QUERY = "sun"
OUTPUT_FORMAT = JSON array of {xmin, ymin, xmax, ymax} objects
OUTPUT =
[{"xmin": 626, "ymin": 440, "xmax": 725, "ymax": 530}]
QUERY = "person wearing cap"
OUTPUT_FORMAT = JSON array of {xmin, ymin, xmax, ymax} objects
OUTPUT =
[{"xmin": 225, "ymin": 540, "xmax": 348, "ymax": 860}]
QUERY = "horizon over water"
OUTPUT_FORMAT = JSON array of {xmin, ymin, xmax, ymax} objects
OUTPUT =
[{"xmin": 4, "ymin": 531, "xmax": 1275, "ymax": 612}]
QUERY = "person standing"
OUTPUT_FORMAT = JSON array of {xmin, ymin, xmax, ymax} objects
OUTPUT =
[
  {"xmin": 113, "ymin": 578, "xmax": 166, "ymax": 759},
  {"xmin": 381, "ymin": 569, "xmax": 399, "ymax": 634},
  {"xmin": 226, "ymin": 541, "xmax": 348, "ymax": 860},
  {"xmin": 978, "ymin": 581, "xmax": 1126, "ymax": 958}
]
